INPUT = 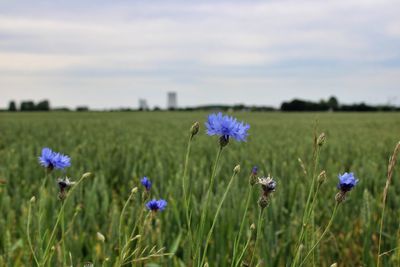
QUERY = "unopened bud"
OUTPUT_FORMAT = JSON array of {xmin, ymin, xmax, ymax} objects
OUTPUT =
[
  {"xmin": 190, "ymin": 122, "xmax": 200, "ymax": 138},
  {"xmin": 250, "ymin": 223, "xmax": 256, "ymax": 231},
  {"xmin": 317, "ymin": 170, "xmax": 327, "ymax": 185},
  {"xmin": 317, "ymin": 133, "xmax": 326, "ymax": 146},
  {"xmin": 131, "ymin": 187, "xmax": 138, "ymax": 194},
  {"xmin": 335, "ymin": 191, "xmax": 346, "ymax": 203},
  {"xmin": 258, "ymin": 195, "xmax": 269, "ymax": 209},
  {"xmin": 96, "ymin": 232, "xmax": 105, "ymax": 243},
  {"xmin": 82, "ymin": 172, "xmax": 92, "ymax": 179},
  {"xmin": 234, "ymin": 164, "xmax": 241, "ymax": 174},
  {"xmin": 330, "ymin": 263, "xmax": 337, "ymax": 267},
  {"xmin": 204, "ymin": 263, "xmax": 209, "ymax": 267},
  {"xmin": 30, "ymin": 196, "xmax": 36, "ymax": 203}
]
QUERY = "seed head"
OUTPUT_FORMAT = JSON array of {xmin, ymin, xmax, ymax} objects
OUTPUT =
[{"xmin": 317, "ymin": 133, "xmax": 326, "ymax": 146}]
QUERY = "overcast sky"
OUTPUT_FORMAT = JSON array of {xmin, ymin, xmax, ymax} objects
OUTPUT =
[{"xmin": 0, "ymin": 0, "xmax": 399, "ymax": 109}]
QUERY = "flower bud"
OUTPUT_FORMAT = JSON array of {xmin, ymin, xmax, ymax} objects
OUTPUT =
[
  {"xmin": 335, "ymin": 191, "xmax": 346, "ymax": 203},
  {"xmin": 249, "ymin": 166, "xmax": 258, "ymax": 186},
  {"xmin": 190, "ymin": 122, "xmax": 200, "ymax": 138},
  {"xmin": 317, "ymin": 170, "xmax": 327, "ymax": 185},
  {"xmin": 96, "ymin": 232, "xmax": 105, "ymax": 243},
  {"xmin": 250, "ymin": 223, "xmax": 256, "ymax": 231},
  {"xmin": 317, "ymin": 133, "xmax": 326, "ymax": 146},
  {"xmin": 233, "ymin": 164, "xmax": 241, "ymax": 174},
  {"xmin": 131, "ymin": 187, "xmax": 138, "ymax": 194},
  {"xmin": 258, "ymin": 195, "xmax": 269, "ymax": 209},
  {"xmin": 82, "ymin": 172, "xmax": 92, "ymax": 179},
  {"xmin": 30, "ymin": 196, "xmax": 36, "ymax": 203}
]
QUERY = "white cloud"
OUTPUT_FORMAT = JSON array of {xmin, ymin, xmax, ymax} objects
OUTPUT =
[{"xmin": 0, "ymin": 0, "xmax": 399, "ymax": 107}]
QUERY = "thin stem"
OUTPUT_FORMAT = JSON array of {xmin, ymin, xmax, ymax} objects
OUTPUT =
[
  {"xmin": 232, "ymin": 185, "xmax": 254, "ymax": 267},
  {"xmin": 38, "ymin": 170, "xmax": 49, "ymax": 259},
  {"xmin": 292, "ymin": 147, "xmax": 321, "ymax": 266},
  {"xmin": 249, "ymin": 208, "xmax": 265, "ymax": 266},
  {"xmin": 27, "ymin": 201, "xmax": 40, "ymax": 266},
  {"xmin": 200, "ymin": 169, "xmax": 238, "ymax": 266},
  {"xmin": 235, "ymin": 233, "xmax": 252, "ymax": 267},
  {"xmin": 61, "ymin": 204, "xmax": 66, "ymax": 266},
  {"xmin": 41, "ymin": 173, "xmax": 90, "ymax": 266},
  {"xmin": 182, "ymin": 134, "xmax": 194, "ymax": 254},
  {"xmin": 118, "ymin": 190, "xmax": 136, "ymax": 258},
  {"xmin": 298, "ymin": 202, "xmax": 339, "ymax": 267},
  {"xmin": 194, "ymin": 147, "xmax": 223, "ymax": 261}
]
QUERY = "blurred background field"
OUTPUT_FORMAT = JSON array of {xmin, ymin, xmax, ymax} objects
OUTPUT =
[{"xmin": 0, "ymin": 111, "xmax": 399, "ymax": 266}]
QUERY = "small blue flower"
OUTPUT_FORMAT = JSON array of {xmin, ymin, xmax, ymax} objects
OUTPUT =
[
  {"xmin": 38, "ymin": 147, "xmax": 71, "ymax": 170},
  {"xmin": 141, "ymin": 177, "xmax": 152, "ymax": 191},
  {"xmin": 337, "ymin": 172, "xmax": 358, "ymax": 192},
  {"xmin": 146, "ymin": 199, "xmax": 167, "ymax": 212},
  {"xmin": 205, "ymin": 112, "xmax": 250, "ymax": 142},
  {"xmin": 252, "ymin": 166, "xmax": 258, "ymax": 176}
]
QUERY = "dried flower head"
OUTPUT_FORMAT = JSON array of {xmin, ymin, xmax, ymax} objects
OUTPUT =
[
  {"xmin": 57, "ymin": 177, "xmax": 75, "ymax": 200},
  {"xmin": 258, "ymin": 176, "xmax": 277, "ymax": 193}
]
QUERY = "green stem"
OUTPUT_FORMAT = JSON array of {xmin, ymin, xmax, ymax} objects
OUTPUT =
[
  {"xmin": 235, "ymin": 233, "xmax": 252, "ymax": 267},
  {"xmin": 249, "ymin": 209, "xmax": 265, "ymax": 266},
  {"xmin": 298, "ymin": 202, "xmax": 339, "ymax": 267},
  {"xmin": 41, "ymin": 173, "xmax": 90, "ymax": 266},
  {"xmin": 27, "ymin": 201, "xmax": 40, "ymax": 266},
  {"xmin": 118, "ymin": 190, "xmax": 136, "ymax": 259},
  {"xmin": 377, "ymin": 200, "xmax": 386, "ymax": 267},
  {"xmin": 182, "ymin": 134, "xmax": 194, "ymax": 254},
  {"xmin": 232, "ymin": 185, "xmax": 254, "ymax": 267},
  {"xmin": 292, "ymin": 147, "xmax": 321, "ymax": 266},
  {"xmin": 61, "ymin": 205, "xmax": 66, "ymax": 266},
  {"xmin": 200, "ymin": 169, "xmax": 238, "ymax": 266},
  {"xmin": 194, "ymin": 147, "xmax": 223, "ymax": 262},
  {"xmin": 38, "ymin": 170, "xmax": 49, "ymax": 259}
]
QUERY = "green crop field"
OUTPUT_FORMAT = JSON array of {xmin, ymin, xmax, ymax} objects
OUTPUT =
[{"xmin": 0, "ymin": 112, "xmax": 399, "ymax": 267}]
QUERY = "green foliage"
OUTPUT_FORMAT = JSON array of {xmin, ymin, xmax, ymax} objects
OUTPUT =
[{"xmin": 0, "ymin": 112, "xmax": 399, "ymax": 266}]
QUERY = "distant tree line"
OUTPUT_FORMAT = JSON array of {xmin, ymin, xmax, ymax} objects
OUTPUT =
[
  {"xmin": 4, "ymin": 97, "xmax": 400, "ymax": 112},
  {"xmin": 8, "ymin": 100, "xmax": 50, "ymax": 111},
  {"xmin": 280, "ymin": 96, "xmax": 399, "ymax": 111}
]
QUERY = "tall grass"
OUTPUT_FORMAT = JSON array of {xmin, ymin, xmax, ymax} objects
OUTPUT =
[{"xmin": 0, "ymin": 111, "xmax": 399, "ymax": 266}]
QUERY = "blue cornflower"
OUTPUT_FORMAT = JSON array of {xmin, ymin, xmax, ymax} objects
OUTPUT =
[
  {"xmin": 252, "ymin": 166, "xmax": 258, "ymax": 176},
  {"xmin": 205, "ymin": 113, "xmax": 250, "ymax": 146},
  {"xmin": 146, "ymin": 199, "xmax": 167, "ymax": 212},
  {"xmin": 337, "ymin": 172, "xmax": 359, "ymax": 192},
  {"xmin": 141, "ymin": 177, "xmax": 152, "ymax": 191},
  {"xmin": 38, "ymin": 147, "xmax": 71, "ymax": 170}
]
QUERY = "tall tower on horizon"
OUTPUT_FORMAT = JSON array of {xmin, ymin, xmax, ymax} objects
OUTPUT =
[{"xmin": 167, "ymin": 92, "xmax": 177, "ymax": 110}]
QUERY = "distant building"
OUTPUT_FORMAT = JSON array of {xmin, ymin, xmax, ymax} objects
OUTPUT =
[
  {"xmin": 167, "ymin": 92, "xmax": 177, "ymax": 109},
  {"xmin": 139, "ymin": 99, "xmax": 149, "ymax": 110}
]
